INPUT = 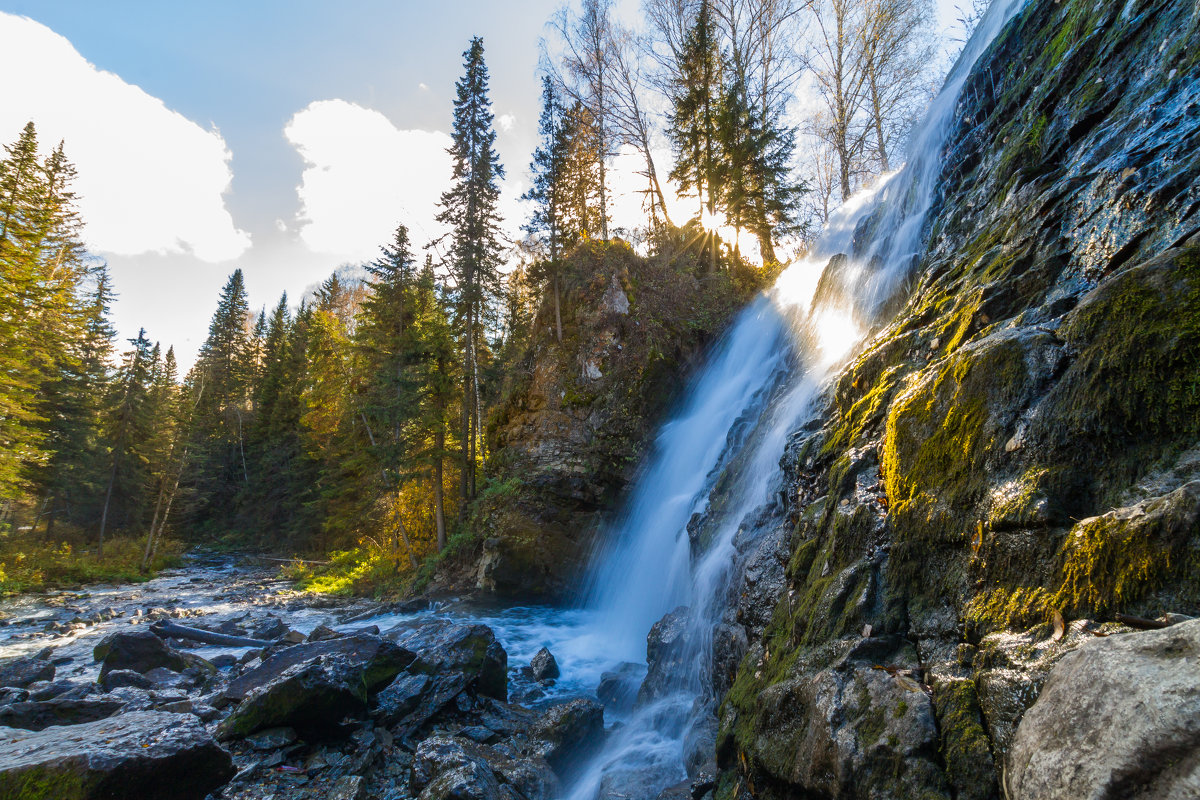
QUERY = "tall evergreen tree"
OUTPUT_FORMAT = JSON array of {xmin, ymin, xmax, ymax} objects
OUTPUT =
[
  {"xmin": 523, "ymin": 77, "xmax": 569, "ymax": 343},
  {"xmin": 97, "ymin": 329, "xmax": 154, "ymax": 556},
  {"xmin": 186, "ymin": 269, "xmax": 253, "ymax": 532},
  {"xmin": 668, "ymin": 0, "xmax": 726, "ymax": 269},
  {"xmin": 435, "ymin": 36, "xmax": 506, "ymax": 512}
]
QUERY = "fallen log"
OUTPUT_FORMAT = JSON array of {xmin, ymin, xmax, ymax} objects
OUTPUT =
[
  {"xmin": 1114, "ymin": 613, "xmax": 1170, "ymax": 630},
  {"xmin": 150, "ymin": 620, "xmax": 273, "ymax": 648}
]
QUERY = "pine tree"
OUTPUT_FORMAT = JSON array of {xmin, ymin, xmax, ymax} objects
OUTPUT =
[
  {"xmin": 356, "ymin": 224, "xmax": 424, "ymax": 569},
  {"xmin": 523, "ymin": 77, "xmax": 569, "ymax": 343},
  {"xmin": 97, "ymin": 329, "xmax": 154, "ymax": 556},
  {"xmin": 435, "ymin": 36, "xmax": 506, "ymax": 512},
  {"xmin": 668, "ymin": 0, "xmax": 726, "ymax": 270},
  {"xmin": 186, "ymin": 269, "xmax": 253, "ymax": 532}
]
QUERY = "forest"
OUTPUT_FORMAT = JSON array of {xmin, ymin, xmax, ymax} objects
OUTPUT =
[{"xmin": 0, "ymin": 0, "xmax": 969, "ymax": 593}]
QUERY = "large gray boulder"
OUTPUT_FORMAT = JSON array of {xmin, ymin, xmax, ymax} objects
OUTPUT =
[
  {"xmin": 222, "ymin": 632, "xmax": 414, "ymax": 703},
  {"xmin": 385, "ymin": 618, "xmax": 509, "ymax": 701},
  {"xmin": 412, "ymin": 735, "xmax": 559, "ymax": 800},
  {"xmin": 638, "ymin": 607, "xmax": 692, "ymax": 705},
  {"xmin": 529, "ymin": 698, "xmax": 605, "ymax": 772},
  {"xmin": 1006, "ymin": 619, "xmax": 1200, "ymax": 799},
  {"xmin": 0, "ymin": 656, "xmax": 54, "ymax": 689},
  {"xmin": 92, "ymin": 631, "xmax": 212, "ymax": 678},
  {"xmin": 0, "ymin": 709, "xmax": 233, "ymax": 799},
  {"xmin": 0, "ymin": 698, "xmax": 126, "ymax": 731}
]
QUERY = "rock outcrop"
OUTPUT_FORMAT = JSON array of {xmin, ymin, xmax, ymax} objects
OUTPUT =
[
  {"xmin": 1005, "ymin": 619, "xmax": 1200, "ymax": 800},
  {"xmin": 463, "ymin": 240, "xmax": 762, "ymax": 600},
  {"xmin": 714, "ymin": 0, "xmax": 1200, "ymax": 798},
  {"xmin": 0, "ymin": 710, "xmax": 234, "ymax": 799}
]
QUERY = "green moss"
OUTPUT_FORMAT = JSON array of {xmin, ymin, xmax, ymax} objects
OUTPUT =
[
  {"xmin": 1052, "ymin": 483, "xmax": 1200, "ymax": 617},
  {"xmin": 963, "ymin": 586, "xmax": 1054, "ymax": 635},
  {"xmin": 2, "ymin": 765, "xmax": 93, "ymax": 800},
  {"xmin": 933, "ymin": 679, "xmax": 995, "ymax": 800},
  {"xmin": 894, "ymin": 699, "xmax": 909, "ymax": 719}
]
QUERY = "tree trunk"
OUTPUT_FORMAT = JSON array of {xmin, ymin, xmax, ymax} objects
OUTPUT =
[{"xmin": 97, "ymin": 456, "xmax": 119, "ymax": 560}]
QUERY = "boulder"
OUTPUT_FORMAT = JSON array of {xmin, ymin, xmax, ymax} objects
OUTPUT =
[
  {"xmin": 527, "ymin": 647, "xmax": 560, "ymax": 682},
  {"xmin": 1006, "ymin": 620, "xmax": 1200, "ymax": 799},
  {"xmin": 0, "ymin": 698, "xmax": 126, "ymax": 731},
  {"xmin": 92, "ymin": 631, "xmax": 212, "ymax": 678},
  {"xmin": 223, "ymin": 633, "xmax": 414, "ymax": 703},
  {"xmin": 100, "ymin": 669, "xmax": 154, "ymax": 691},
  {"xmin": 0, "ymin": 709, "xmax": 233, "ymax": 799},
  {"xmin": 385, "ymin": 618, "xmax": 508, "ymax": 701},
  {"xmin": 307, "ymin": 623, "xmax": 343, "ymax": 642},
  {"xmin": 252, "ymin": 617, "xmax": 290, "ymax": 640},
  {"xmin": 639, "ymin": 607, "xmax": 692, "ymax": 705},
  {"xmin": 530, "ymin": 698, "xmax": 605, "ymax": 772},
  {"xmin": 0, "ymin": 656, "xmax": 54, "ymax": 689},
  {"xmin": 596, "ymin": 662, "xmax": 643, "ymax": 711},
  {"xmin": 218, "ymin": 653, "xmax": 383, "ymax": 739},
  {"xmin": 373, "ymin": 672, "xmax": 433, "ymax": 726},
  {"xmin": 412, "ymin": 735, "xmax": 559, "ymax": 800}
]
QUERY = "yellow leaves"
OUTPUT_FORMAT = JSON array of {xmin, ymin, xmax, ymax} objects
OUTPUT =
[{"xmin": 1052, "ymin": 609, "xmax": 1065, "ymax": 641}]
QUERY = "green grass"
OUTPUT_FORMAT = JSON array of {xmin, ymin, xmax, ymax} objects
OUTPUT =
[{"xmin": 0, "ymin": 532, "xmax": 183, "ymax": 594}]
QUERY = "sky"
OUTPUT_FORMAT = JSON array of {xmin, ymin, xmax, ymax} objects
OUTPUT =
[{"xmin": 0, "ymin": 1, "xmax": 968, "ymax": 369}]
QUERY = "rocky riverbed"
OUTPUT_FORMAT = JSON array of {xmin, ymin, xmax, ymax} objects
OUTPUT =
[{"xmin": 0, "ymin": 553, "xmax": 656, "ymax": 800}]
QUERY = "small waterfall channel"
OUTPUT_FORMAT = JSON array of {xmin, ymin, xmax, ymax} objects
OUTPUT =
[{"xmin": 563, "ymin": 1, "xmax": 1027, "ymax": 796}]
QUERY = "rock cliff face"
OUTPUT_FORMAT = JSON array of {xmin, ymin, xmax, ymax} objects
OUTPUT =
[
  {"xmin": 472, "ymin": 240, "xmax": 757, "ymax": 599},
  {"xmin": 715, "ymin": 0, "xmax": 1200, "ymax": 797}
]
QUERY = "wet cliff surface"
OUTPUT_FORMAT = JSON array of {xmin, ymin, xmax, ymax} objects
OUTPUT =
[
  {"xmin": 465, "ymin": 240, "xmax": 756, "ymax": 600},
  {"xmin": 715, "ymin": 0, "xmax": 1200, "ymax": 798}
]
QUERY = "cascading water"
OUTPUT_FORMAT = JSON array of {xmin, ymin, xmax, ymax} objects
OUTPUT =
[{"xmin": 565, "ymin": 2, "xmax": 1028, "ymax": 797}]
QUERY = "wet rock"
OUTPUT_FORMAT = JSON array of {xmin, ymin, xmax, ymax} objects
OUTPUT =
[
  {"xmin": 245, "ymin": 725, "xmax": 298, "ymax": 751},
  {"xmin": 710, "ymin": 623, "xmax": 747, "ymax": 701},
  {"xmin": 1006, "ymin": 620, "xmax": 1200, "ymax": 799},
  {"xmin": 100, "ymin": 669, "xmax": 155, "ymax": 691},
  {"xmin": 92, "ymin": 630, "xmax": 213, "ymax": 678},
  {"xmin": 413, "ymin": 735, "xmax": 559, "ymax": 800},
  {"xmin": 385, "ymin": 618, "xmax": 508, "ymax": 701},
  {"xmin": 210, "ymin": 653, "xmax": 239, "ymax": 669},
  {"xmin": 682, "ymin": 713, "xmax": 717, "ymax": 780},
  {"xmin": 0, "ymin": 688, "xmax": 29, "ymax": 706},
  {"xmin": 596, "ymin": 662, "xmax": 643, "ymax": 711},
  {"xmin": 252, "ymin": 617, "xmax": 290, "ymax": 641},
  {"xmin": 422, "ymin": 760, "xmax": 505, "ymax": 800},
  {"xmin": 0, "ymin": 697, "xmax": 126, "ymax": 731},
  {"xmin": 373, "ymin": 672, "xmax": 432, "ymax": 726},
  {"xmin": 596, "ymin": 767, "xmax": 670, "ymax": 800},
  {"xmin": 529, "ymin": 698, "xmax": 605, "ymax": 772},
  {"xmin": 223, "ymin": 633, "xmax": 414, "ymax": 703},
  {"xmin": 26, "ymin": 679, "xmax": 78, "ymax": 701},
  {"xmin": 526, "ymin": 647, "xmax": 560, "ymax": 682},
  {"xmin": 307, "ymin": 623, "xmax": 342, "ymax": 642},
  {"xmin": 0, "ymin": 709, "xmax": 234, "ymax": 799},
  {"xmin": 0, "ymin": 655, "xmax": 54, "ymax": 689},
  {"xmin": 158, "ymin": 699, "xmax": 220, "ymax": 722},
  {"xmin": 330, "ymin": 774, "xmax": 366, "ymax": 800},
  {"xmin": 639, "ymin": 606, "xmax": 691, "ymax": 704}
]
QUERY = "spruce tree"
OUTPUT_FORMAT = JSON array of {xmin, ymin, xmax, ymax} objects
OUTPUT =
[
  {"xmin": 668, "ymin": 0, "xmax": 726, "ymax": 270},
  {"xmin": 435, "ymin": 36, "xmax": 506, "ymax": 511},
  {"xmin": 97, "ymin": 329, "xmax": 154, "ymax": 555},
  {"xmin": 523, "ymin": 77, "xmax": 568, "ymax": 343}
]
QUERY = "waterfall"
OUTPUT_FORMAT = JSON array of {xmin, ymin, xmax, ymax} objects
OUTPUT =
[{"xmin": 568, "ymin": 2, "xmax": 1027, "ymax": 797}]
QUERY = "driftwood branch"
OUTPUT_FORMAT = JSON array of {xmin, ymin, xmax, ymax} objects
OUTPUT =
[
  {"xmin": 150, "ymin": 620, "xmax": 273, "ymax": 648},
  {"xmin": 1115, "ymin": 613, "xmax": 1169, "ymax": 630}
]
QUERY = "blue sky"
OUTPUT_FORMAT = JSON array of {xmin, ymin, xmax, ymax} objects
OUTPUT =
[{"xmin": 0, "ymin": 1, "xmax": 967, "ymax": 367}]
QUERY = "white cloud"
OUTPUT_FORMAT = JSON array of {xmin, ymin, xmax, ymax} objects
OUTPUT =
[
  {"xmin": 0, "ymin": 13, "xmax": 250, "ymax": 262},
  {"xmin": 286, "ymin": 100, "xmax": 453, "ymax": 261},
  {"xmin": 418, "ymin": 82, "xmax": 429, "ymax": 91},
  {"xmin": 497, "ymin": 113, "xmax": 516, "ymax": 132},
  {"xmin": 286, "ymin": 99, "xmax": 528, "ymax": 263}
]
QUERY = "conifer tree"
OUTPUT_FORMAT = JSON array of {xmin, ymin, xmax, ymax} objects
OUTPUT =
[
  {"xmin": 436, "ymin": 36, "xmax": 506, "ymax": 511},
  {"xmin": 97, "ymin": 329, "xmax": 154, "ymax": 556},
  {"xmin": 669, "ymin": 0, "xmax": 726, "ymax": 269},
  {"xmin": 523, "ymin": 77, "xmax": 569, "ymax": 343}
]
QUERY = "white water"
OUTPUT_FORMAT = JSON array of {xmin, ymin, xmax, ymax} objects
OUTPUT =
[{"xmin": 563, "ymin": 2, "xmax": 1028, "ymax": 797}]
